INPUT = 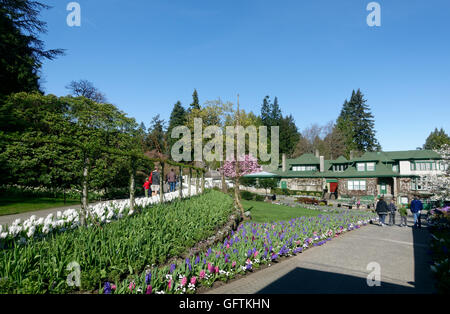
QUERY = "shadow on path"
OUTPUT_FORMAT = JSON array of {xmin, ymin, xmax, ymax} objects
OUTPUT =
[
  {"xmin": 256, "ymin": 267, "xmax": 415, "ymax": 294},
  {"xmin": 411, "ymin": 215, "xmax": 436, "ymax": 293}
]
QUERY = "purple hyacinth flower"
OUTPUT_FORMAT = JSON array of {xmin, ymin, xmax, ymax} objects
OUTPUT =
[
  {"xmin": 170, "ymin": 264, "xmax": 176, "ymax": 273},
  {"xmin": 104, "ymin": 282, "xmax": 112, "ymax": 294},
  {"xmin": 145, "ymin": 271, "xmax": 152, "ymax": 285},
  {"xmin": 195, "ymin": 255, "xmax": 200, "ymax": 265}
]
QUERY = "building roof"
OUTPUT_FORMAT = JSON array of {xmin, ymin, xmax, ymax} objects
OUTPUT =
[
  {"xmin": 384, "ymin": 150, "xmax": 441, "ymax": 160},
  {"xmin": 286, "ymin": 153, "xmax": 320, "ymax": 166},
  {"xmin": 251, "ymin": 149, "xmax": 442, "ymax": 179},
  {"xmin": 330, "ymin": 156, "xmax": 348, "ymax": 164}
]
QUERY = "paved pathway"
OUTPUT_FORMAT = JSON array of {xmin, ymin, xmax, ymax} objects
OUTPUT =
[
  {"xmin": 205, "ymin": 217, "xmax": 435, "ymax": 294},
  {"xmin": 0, "ymin": 203, "xmax": 85, "ymax": 227}
]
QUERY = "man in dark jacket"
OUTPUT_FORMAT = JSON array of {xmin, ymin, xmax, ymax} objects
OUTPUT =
[
  {"xmin": 376, "ymin": 196, "xmax": 389, "ymax": 226},
  {"xmin": 388, "ymin": 198, "xmax": 397, "ymax": 226},
  {"xmin": 151, "ymin": 166, "xmax": 161, "ymax": 196},
  {"xmin": 410, "ymin": 195, "xmax": 423, "ymax": 229}
]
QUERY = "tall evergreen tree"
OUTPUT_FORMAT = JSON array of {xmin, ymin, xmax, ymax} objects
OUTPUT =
[
  {"xmin": 336, "ymin": 89, "xmax": 380, "ymax": 155},
  {"xmin": 189, "ymin": 89, "xmax": 200, "ymax": 112},
  {"xmin": 145, "ymin": 114, "xmax": 166, "ymax": 154},
  {"xmin": 260, "ymin": 95, "xmax": 271, "ymax": 126},
  {"xmin": 279, "ymin": 114, "xmax": 300, "ymax": 157},
  {"xmin": 0, "ymin": 0, "xmax": 64, "ymax": 99},
  {"xmin": 167, "ymin": 101, "xmax": 186, "ymax": 153},
  {"xmin": 423, "ymin": 127, "xmax": 450, "ymax": 150}
]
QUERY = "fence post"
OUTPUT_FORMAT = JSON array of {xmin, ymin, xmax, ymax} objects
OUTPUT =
[
  {"xmin": 188, "ymin": 167, "xmax": 192, "ymax": 197},
  {"xmin": 196, "ymin": 170, "xmax": 199, "ymax": 195},
  {"xmin": 179, "ymin": 165, "xmax": 183, "ymax": 199},
  {"xmin": 80, "ymin": 153, "xmax": 90, "ymax": 227},
  {"xmin": 202, "ymin": 171, "xmax": 205, "ymax": 193},
  {"xmin": 129, "ymin": 170, "xmax": 135, "ymax": 213},
  {"xmin": 160, "ymin": 162, "xmax": 164, "ymax": 204}
]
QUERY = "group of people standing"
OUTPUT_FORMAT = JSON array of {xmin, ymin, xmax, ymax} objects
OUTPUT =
[
  {"xmin": 375, "ymin": 195, "xmax": 423, "ymax": 228},
  {"xmin": 142, "ymin": 167, "xmax": 179, "ymax": 197}
]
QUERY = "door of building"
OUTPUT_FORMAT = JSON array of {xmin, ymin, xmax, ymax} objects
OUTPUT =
[
  {"xmin": 380, "ymin": 183, "xmax": 387, "ymax": 195},
  {"xmin": 330, "ymin": 182, "xmax": 338, "ymax": 193}
]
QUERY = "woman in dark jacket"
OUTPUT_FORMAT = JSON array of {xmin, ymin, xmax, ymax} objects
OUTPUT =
[{"xmin": 376, "ymin": 196, "xmax": 389, "ymax": 226}]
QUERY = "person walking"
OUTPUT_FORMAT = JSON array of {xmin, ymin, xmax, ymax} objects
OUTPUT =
[
  {"xmin": 167, "ymin": 168, "xmax": 176, "ymax": 192},
  {"xmin": 143, "ymin": 178, "xmax": 150, "ymax": 198},
  {"xmin": 399, "ymin": 205, "xmax": 408, "ymax": 227},
  {"xmin": 375, "ymin": 196, "xmax": 389, "ymax": 226},
  {"xmin": 388, "ymin": 198, "xmax": 397, "ymax": 226},
  {"xmin": 151, "ymin": 166, "xmax": 161, "ymax": 197},
  {"xmin": 410, "ymin": 195, "xmax": 423, "ymax": 229}
]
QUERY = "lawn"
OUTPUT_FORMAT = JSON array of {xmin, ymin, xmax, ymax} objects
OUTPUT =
[
  {"xmin": 0, "ymin": 197, "xmax": 80, "ymax": 216},
  {"xmin": 242, "ymin": 200, "xmax": 325, "ymax": 223}
]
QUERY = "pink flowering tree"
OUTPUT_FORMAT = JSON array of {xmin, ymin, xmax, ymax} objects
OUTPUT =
[
  {"xmin": 422, "ymin": 144, "xmax": 450, "ymax": 202},
  {"xmin": 221, "ymin": 154, "xmax": 262, "ymax": 219}
]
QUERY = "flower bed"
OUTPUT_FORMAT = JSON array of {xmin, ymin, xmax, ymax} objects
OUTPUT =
[
  {"xmin": 428, "ymin": 206, "xmax": 450, "ymax": 293},
  {"xmin": 0, "ymin": 188, "xmax": 199, "ymax": 249},
  {"xmin": 0, "ymin": 190, "xmax": 233, "ymax": 293},
  {"xmin": 106, "ymin": 210, "xmax": 377, "ymax": 294}
]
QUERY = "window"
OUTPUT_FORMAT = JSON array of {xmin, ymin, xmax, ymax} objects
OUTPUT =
[
  {"xmin": 357, "ymin": 162, "xmax": 375, "ymax": 171},
  {"xmin": 333, "ymin": 164, "xmax": 345, "ymax": 172},
  {"xmin": 412, "ymin": 161, "xmax": 437, "ymax": 171},
  {"xmin": 348, "ymin": 180, "xmax": 366, "ymax": 191},
  {"xmin": 411, "ymin": 178, "xmax": 428, "ymax": 191},
  {"xmin": 293, "ymin": 165, "xmax": 317, "ymax": 171},
  {"xmin": 392, "ymin": 164, "xmax": 399, "ymax": 172}
]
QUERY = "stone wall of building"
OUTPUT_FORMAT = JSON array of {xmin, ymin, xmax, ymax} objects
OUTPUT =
[
  {"xmin": 283, "ymin": 178, "xmax": 323, "ymax": 191},
  {"xmin": 338, "ymin": 178, "xmax": 378, "ymax": 197},
  {"xmin": 399, "ymin": 177, "xmax": 412, "ymax": 195}
]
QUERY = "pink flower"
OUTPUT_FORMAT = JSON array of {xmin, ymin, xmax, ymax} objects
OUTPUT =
[
  {"xmin": 215, "ymin": 266, "xmax": 219, "ymax": 273},
  {"xmin": 146, "ymin": 285, "xmax": 152, "ymax": 294},
  {"xmin": 199, "ymin": 270, "xmax": 206, "ymax": 279},
  {"xmin": 180, "ymin": 276, "xmax": 187, "ymax": 287},
  {"xmin": 226, "ymin": 243, "xmax": 230, "ymax": 249},
  {"xmin": 254, "ymin": 251, "xmax": 259, "ymax": 258},
  {"xmin": 232, "ymin": 261, "xmax": 236, "ymax": 268},
  {"xmin": 190, "ymin": 276, "xmax": 197, "ymax": 285},
  {"xmin": 208, "ymin": 263, "xmax": 214, "ymax": 273},
  {"xmin": 168, "ymin": 279, "xmax": 172, "ymax": 290},
  {"xmin": 128, "ymin": 282, "xmax": 135, "ymax": 291},
  {"xmin": 111, "ymin": 284, "xmax": 116, "ymax": 290}
]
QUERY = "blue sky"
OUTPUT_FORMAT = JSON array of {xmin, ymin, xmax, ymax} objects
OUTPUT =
[{"xmin": 39, "ymin": 0, "xmax": 449, "ymax": 151}]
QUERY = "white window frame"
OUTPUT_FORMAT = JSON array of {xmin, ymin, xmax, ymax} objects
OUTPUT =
[
  {"xmin": 348, "ymin": 180, "xmax": 366, "ymax": 191},
  {"xmin": 366, "ymin": 162, "xmax": 375, "ymax": 171}
]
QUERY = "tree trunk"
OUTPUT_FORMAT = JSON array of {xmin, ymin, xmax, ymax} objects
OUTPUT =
[
  {"xmin": 196, "ymin": 170, "xmax": 199, "ymax": 195},
  {"xmin": 234, "ymin": 176, "xmax": 246, "ymax": 219},
  {"xmin": 202, "ymin": 171, "xmax": 205, "ymax": 193},
  {"xmin": 221, "ymin": 161, "xmax": 227, "ymax": 193},
  {"xmin": 129, "ymin": 170, "xmax": 135, "ymax": 214},
  {"xmin": 160, "ymin": 162, "xmax": 164, "ymax": 204},
  {"xmin": 188, "ymin": 168, "xmax": 192, "ymax": 197},
  {"xmin": 81, "ymin": 155, "xmax": 90, "ymax": 227},
  {"xmin": 179, "ymin": 166, "xmax": 183, "ymax": 199}
]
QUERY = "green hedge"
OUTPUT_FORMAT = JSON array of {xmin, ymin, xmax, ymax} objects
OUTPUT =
[{"xmin": 0, "ymin": 190, "xmax": 234, "ymax": 294}]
